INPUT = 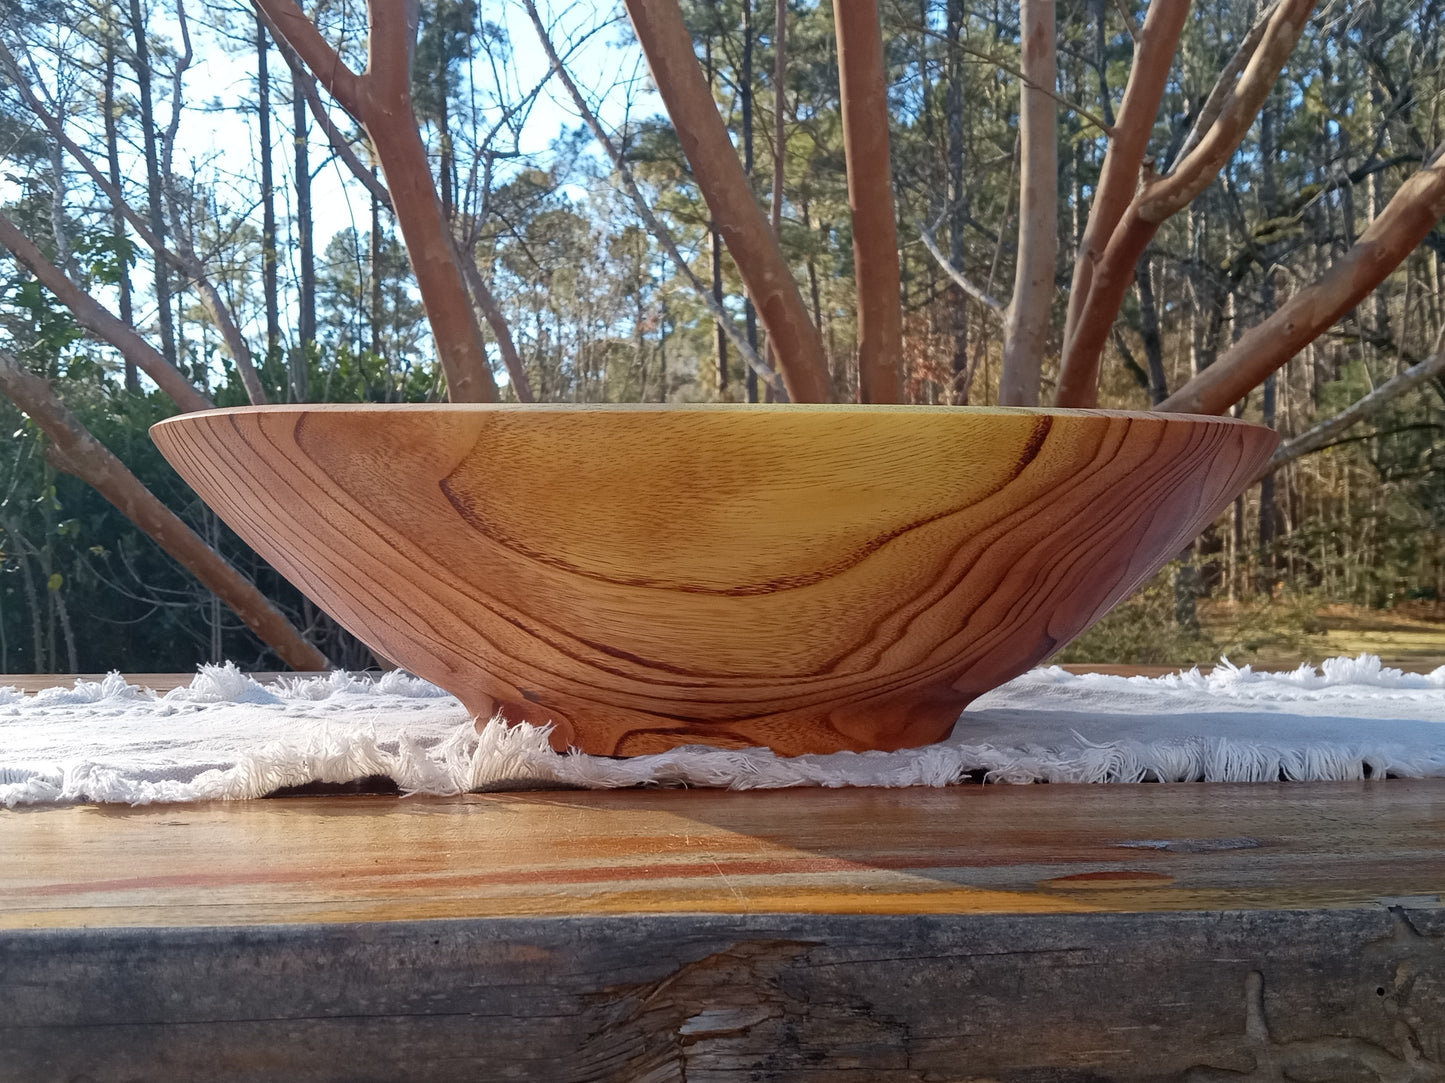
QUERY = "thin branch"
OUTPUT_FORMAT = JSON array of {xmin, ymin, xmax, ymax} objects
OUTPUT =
[
  {"xmin": 1, "ymin": 38, "xmax": 268, "ymax": 403},
  {"xmin": 1056, "ymin": 0, "xmax": 1316, "ymax": 407},
  {"xmin": 0, "ymin": 211, "xmax": 214, "ymax": 412},
  {"xmin": 1141, "ymin": 0, "xmax": 1315, "ymax": 221},
  {"xmin": 955, "ymin": 40, "xmax": 1115, "ymax": 137},
  {"xmin": 1111, "ymin": 0, "xmax": 1141, "ymax": 43},
  {"xmin": 919, "ymin": 216, "xmax": 1006, "ymax": 313},
  {"xmin": 526, "ymin": 0, "xmax": 779, "ymax": 391},
  {"xmin": 621, "ymin": 0, "xmax": 832, "ymax": 402},
  {"xmin": 834, "ymin": 0, "xmax": 903, "ymax": 403},
  {"xmin": 1160, "ymin": 146, "xmax": 1445, "ymax": 415},
  {"xmin": 1264, "ymin": 346, "xmax": 1445, "ymax": 474},
  {"xmin": 1061, "ymin": 0, "xmax": 1193, "ymax": 370}
]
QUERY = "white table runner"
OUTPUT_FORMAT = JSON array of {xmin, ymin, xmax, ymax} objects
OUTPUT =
[{"xmin": 2, "ymin": 654, "xmax": 1443, "ymax": 806}]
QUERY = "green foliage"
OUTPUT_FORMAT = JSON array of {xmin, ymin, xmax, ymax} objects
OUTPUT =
[{"xmin": 1054, "ymin": 565, "xmax": 1223, "ymax": 667}]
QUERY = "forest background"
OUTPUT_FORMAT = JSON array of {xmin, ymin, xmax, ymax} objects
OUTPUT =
[{"xmin": 1, "ymin": 0, "xmax": 1443, "ymax": 675}]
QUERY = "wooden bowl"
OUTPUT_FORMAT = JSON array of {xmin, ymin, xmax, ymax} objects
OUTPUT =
[{"xmin": 152, "ymin": 404, "xmax": 1277, "ymax": 756}]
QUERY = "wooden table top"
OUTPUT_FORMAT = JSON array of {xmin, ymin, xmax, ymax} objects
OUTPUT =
[
  {"xmin": 5, "ymin": 669, "xmax": 1444, "ymax": 935},
  {"xmin": 4, "ymin": 781, "xmax": 1444, "ymax": 930}
]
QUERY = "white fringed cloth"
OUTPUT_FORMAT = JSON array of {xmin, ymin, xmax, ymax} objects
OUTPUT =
[{"xmin": 3, "ymin": 655, "xmax": 1444, "ymax": 806}]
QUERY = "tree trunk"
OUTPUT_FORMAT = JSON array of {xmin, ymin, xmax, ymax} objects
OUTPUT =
[
  {"xmin": 259, "ymin": 16, "xmax": 281, "ymax": 365},
  {"xmin": 0, "ymin": 350, "xmax": 327, "ymax": 672},
  {"xmin": 370, "ymin": 184, "xmax": 383, "ymax": 361},
  {"xmin": 253, "ymin": 0, "xmax": 500, "ymax": 404},
  {"xmin": 767, "ymin": 0, "xmax": 789, "ymax": 403},
  {"xmin": 1059, "ymin": 0, "xmax": 1190, "ymax": 387},
  {"xmin": 712, "ymin": 226, "xmax": 728, "ymax": 397},
  {"xmin": 946, "ymin": 0, "xmax": 970, "ymax": 402},
  {"xmin": 999, "ymin": 0, "xmax": 1056, "ymax": 406},
  {"xmin": 1059, "ymin": 0, "xmax": 1316, "ymax": 408},
  {"xmin": 704, "ymin": 35, "xmax": 728, "ymax": 398},
  {"xmin": 292, "ymin": 86, "xmax": 314, "ymax": 402},
  {"xmin": 1136, "ymin": 254, "xmax": 1168, "ymax": 404},
  {"xmin": 102, "ymin": 36, "xmax": 138, "ymax": 394},
  {"xmin": 833, "ymin": 0, "xmax": 904, "ymax": 404},
  {"xmin": 128, "ymin": 0, "xmax": 178, "ymax": 371},
  {"xmin": 741, "ymin": 0, "xmax": 760, "ymax": 404},
  {"xmin": 1258, "ymin": 373, "xmax": 1277, "ymax": 596},
  {"xmin": 1255, "ymin": 99, "xmax": 1278, "ymax": 597}
]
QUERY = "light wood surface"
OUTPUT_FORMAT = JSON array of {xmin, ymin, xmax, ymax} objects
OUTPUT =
[
  {"xmin": 3, "ymin": 781, "xmax": 1442, "ymax": 929},
  {"xmin": 152, "ymin": 404, "xmax": 1277, "ymax": 756}
]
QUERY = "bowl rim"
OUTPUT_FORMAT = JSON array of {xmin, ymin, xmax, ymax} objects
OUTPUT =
[{"xmin": 151, "ymin": 401, "xmax": 1274, "ymax": 434}]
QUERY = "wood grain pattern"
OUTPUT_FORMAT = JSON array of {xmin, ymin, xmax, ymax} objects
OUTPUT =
[
  {"xmin": 3, "ymin": 782, "xmax": 1444, "ymax": 928},
  {"xmin": 6, "ymin": 785, "xmax": 1445, "ymax": 1080},
  {"xmin": 151, "ymin": 404, "xmax": 1278, "ymax": 755}
]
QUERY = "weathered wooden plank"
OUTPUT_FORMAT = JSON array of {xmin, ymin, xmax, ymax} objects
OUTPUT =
[
  {"xmin": 4, "ymin": 783, "xmax": 1445, "ymax": 927},
  {"xmin": 3, "ymin": 907, "xmax": 1445, "ymax": 1081}
]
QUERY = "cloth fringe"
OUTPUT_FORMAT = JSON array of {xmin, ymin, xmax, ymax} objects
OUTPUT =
[{"xmin": 2, "ymin": 656, "xmax": 1442, "ymax": 806}]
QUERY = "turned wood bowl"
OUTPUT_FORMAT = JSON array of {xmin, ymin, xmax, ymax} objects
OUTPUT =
[{"xmin": 152, "ymin": 404, "xmax": 1277, "ymax": 756}]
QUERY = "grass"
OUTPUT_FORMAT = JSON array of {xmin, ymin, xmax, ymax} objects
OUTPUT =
[{"xmin": 1057, "ymin": 568, "xmax": 1445, "ymax": 672}]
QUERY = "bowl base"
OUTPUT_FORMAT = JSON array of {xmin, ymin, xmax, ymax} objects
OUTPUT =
[{"xmin": 466, "ymin": 690, "xmax": 971, "ymax": 757}]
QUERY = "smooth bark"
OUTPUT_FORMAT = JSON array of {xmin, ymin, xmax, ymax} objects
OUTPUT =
[
  {"xmin": 620, "ymin": 0, "xmax": 833, "ymax": 403},
  {"xmin": 999, "ymin": 0, "xmax": 1057, "ymax": 406},
  {"xmin": 459, "ymin": 254, "xmax": 534, "ymax": 401},
  {"xmin": 833, "ymin": 0, "xmax": 904, "ymax": 403},
  {"xmin": 1160, "ymin": 149, "xmax": 1445, "ymax": 415},
  {"xmin": 523, "ymin": 0, "xmax": 778, "ymax": 392},
  {"xmin": 1058, "ymin": 0, "xmax": 1315, "ymax": 407},
  {"xmin": 254, "ymin": 0, "xmax": 499, "ymax": 403},
  {"xmin": 1060, "ymin": 0, "xmax": 1192, "ymax": 368}
]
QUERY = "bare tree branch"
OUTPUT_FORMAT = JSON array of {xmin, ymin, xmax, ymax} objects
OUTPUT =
[
  {"xmin": 1056, "ymin": 0, "xmax": 1316, "ymax": 407},
  {"xmin": 919, "ymin": 217, "xmax": 1006, "ymax": 313},
  {"xmin": 1170, "ymin": 0, "xmax": 1278, "ymax": 169},
  {"xmin": 1, "ymin": 38, "xmax": 270, "ymax": 404},
  {"xmin": 1263, "ymin": 344, "xmax": 1445, "ymax": 474},
  {"xmin": 0, "ymin": 211, "xmax": 215, "ymax": 413},
  {"xmin": 251, "ymin": 0, "xmax": 366, "ymax": 118},
  {"xmin": 459, "ymin": 253, "xmax": 534, "ymax": 402},
  {"xmin": 257, "ymin": 5, "xmax": 393, "ymax": 210},
  {"xmin": 1061, "ymin": 0, "xmax": 1193, "ymax": 369},
  {"xmin": 1111, "ymin": 0, "xmax": 1142, "ymax": 42},
  {"xmin": 1160, "ymin": 147, "xmax": 1445, "ymax": 415},
  {"xmin": 523, "ymin": 0, "xmax": 780, "ymax": 392},
  {"xmin": 621, "ymin": 0, "xmax": 832, "ymax": 402},
  {"xmin": 0, "ymin": 348, "xmax": 327, "ymax": 672}
]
